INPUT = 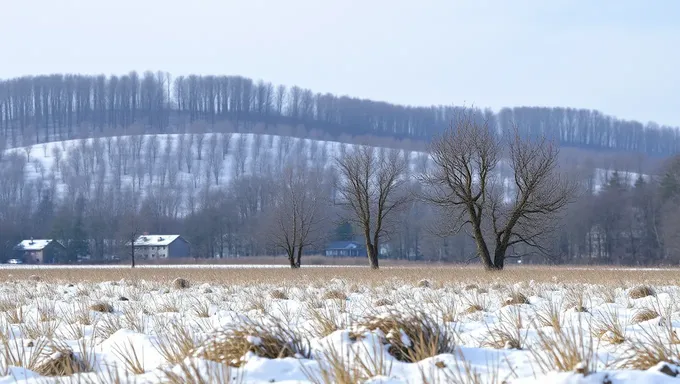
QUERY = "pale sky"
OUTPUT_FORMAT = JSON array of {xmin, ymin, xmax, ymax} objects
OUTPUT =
[{"xmin": 2, "ymin": 0, "xmax": 679, "ymax": 126}]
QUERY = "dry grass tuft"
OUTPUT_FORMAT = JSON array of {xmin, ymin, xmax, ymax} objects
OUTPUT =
[
  {"xmin": 356, "ymin": 311, "xmax": 455, "ymax": 363},
  {"xmin": 464, "ymin": 304, "xmax": 484, "ymax": 314},
  {"xmin": 323, "ymin": 290, "xmax": 347, "ymax": 301},
  {"xmin": 193, "ymin": 321, "xmax": 309, "ymax": 367},
  {"xmin": 503, "ymin": 291, "xmax": 529, "ymax": 306},
  {"xmin": 90, "ymin": 302, "xmax": 114, "ymax": 313},
  {"xmin": 374, "ymin": 298, "xmax": 392, "ymax": 307},
  {"xmin": 33, "ymin": 344, "xmax": 87, "ymax": 376},
  {"xmin": 417, "ymin": 279, "xmax": 432, "ymax": 288},
  {"xmin": 463, "ymin": 284, "xmax": 479, "ymax": 291},
  {"xmin": 622, "ymin": 324, "xmax": 680, "ymax": 370},
  {"xmin": 631, "ymin": 308, "xmax": 660, "ymax": 324},
  {"xmin": 29, "ymin": 275, "xmax": 41, "ymax": 282},
  {"xmin": 308, "ymin": 306, "xmax": 347, "ymax": 338},
  {"xmin": 173, "ymin": 278, "xmax": 190, "ymax": 289},
  {"xmin": 482, "ymin": 306, "xmax": 526, "ymax": 350},
  {"xmin": 628, "ymin": 285, "xmax": 655, "ymax": 299},
  {"xmin": 153, "ymin": 321, "xmax": 199, "ymax": 365},
  {"xmin": 593, "ymin": 308, "xmax": 626, "ymax": 345},
  {"xmin": 270, "ymin": 289, "xmax": 289, "ymax": 300},
  {"xmin": 302, "ymin": 342, "xmax": 392, "ymax": 384},
  {"xmin": 531, "ymin": 317, "xmax": 596, "ymax": 375}
]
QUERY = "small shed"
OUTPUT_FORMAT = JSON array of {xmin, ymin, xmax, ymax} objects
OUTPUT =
[
  {"xmin": 324, "ymin": 241, "xmax": 367, "ymax": 257},
  {"xmin": 132, "ymin": 235, "xmax": 190, "ymax": 259},
  {"xmin": 13, "ymin": 239, "xmax": 66, "ymax": 264}
]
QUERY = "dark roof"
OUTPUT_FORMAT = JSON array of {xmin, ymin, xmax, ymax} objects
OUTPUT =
[{"xmin": 326, "ymin": 241, "xmax": 365, "ymax": 250}]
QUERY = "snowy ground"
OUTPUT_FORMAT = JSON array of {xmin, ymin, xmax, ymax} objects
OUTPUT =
[{"xmin": 0, "ymin": 269, "xmax": 678, "ymax": 383}]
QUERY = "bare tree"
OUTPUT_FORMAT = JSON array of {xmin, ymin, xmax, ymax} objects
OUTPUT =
[
  {"xmin": 184, "ymin": 134, "xmax": 194, "ymax": 173},
  {"xmin": 269, "ymin": 161, "xmax": 328, "ymax": 268},
  {"xmin": 336, "ymin": 146, "xmax": 410, "ymax": 269},
  {"xmin": 220, "ymin": 133, "xmax": 232, "ymax": 160},
  {"xmin": 421, "ymin": 112, "xmax": 575, "ymax": 270}
]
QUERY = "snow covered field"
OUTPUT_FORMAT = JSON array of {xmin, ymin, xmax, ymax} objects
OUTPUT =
[{"xmin": 0, "ymin": 267, "xmax": 678, "ymax": 383}]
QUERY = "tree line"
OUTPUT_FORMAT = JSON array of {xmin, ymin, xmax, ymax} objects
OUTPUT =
[
  {"xmin": 1, "ymin": 71, "xmax": 678, "ymax": 156},
  {"xmin": 1, "ymin": 111, "xmax": 678, "ymax": 269}
]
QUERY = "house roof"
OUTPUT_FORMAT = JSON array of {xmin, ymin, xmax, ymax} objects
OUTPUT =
[
  {"xmin": 133, "ymin": 235, "xmax": 182, "ymax": 247},
  {"xmin": 14, "ymin": 239, "xmax": 58, "ymax": 251},
  {"xmin": 326, "ymin": 241, "xmax": 364, "ymax": 250}
]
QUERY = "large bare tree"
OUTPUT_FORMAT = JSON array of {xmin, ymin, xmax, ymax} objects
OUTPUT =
[
  {"xmin": 336, "ymin": 146, "xmax": 410, "ymax": 269},
  {"xmin": 421, "ymin": 112, "xmax": 574, "ymax": 270},
  {"xmin": 269, "ymin": 161, "xmax": 328, "ymax": 268}
]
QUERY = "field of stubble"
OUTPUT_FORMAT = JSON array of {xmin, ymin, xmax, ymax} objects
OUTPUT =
[{"xmin": 0, "ymin": 265, "xmax": 678, "ymax": 384}]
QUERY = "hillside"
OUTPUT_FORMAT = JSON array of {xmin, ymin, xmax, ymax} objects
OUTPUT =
[
  {"xmin": 3, "ymin": 132, "xmax": 644, "ymax": 210},
  {"xmin": 1, "ymin": 72, "xmax": 678, "ymax": 158}
]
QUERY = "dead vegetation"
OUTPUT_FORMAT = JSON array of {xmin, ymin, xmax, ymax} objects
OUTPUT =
[{"xmin": 192, "ymin": 320, "xmax": 309, "ymax": 367}]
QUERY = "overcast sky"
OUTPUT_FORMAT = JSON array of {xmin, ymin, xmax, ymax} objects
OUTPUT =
[{"xmin": 2, "ymin": 0, "xmax": 678, "ymax": 126}]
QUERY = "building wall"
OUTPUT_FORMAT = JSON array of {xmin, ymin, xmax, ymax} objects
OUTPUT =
[{"xmin": 168, "ymin": 238, "xmax": 190, "ymax": 258}]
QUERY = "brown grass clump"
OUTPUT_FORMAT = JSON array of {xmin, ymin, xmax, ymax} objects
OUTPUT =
[
  {"xmin": 374, "ymin": 298, "xmax": 392, "ymax": 307},
  {"xmin": 463, "ymin": 284, "xmax": 479, "ymax": 291},
  {"xmin": 632, "ymin": 308, "xmax": 660, "ymax": 324},
  {"xmin": 29, "ymin": 275, "xmax": 41, "ymax": 282},
  {"xmin": 593, "ymin": 309, "xmax": 626, "ymax": 345},
  {"xmin": 270, "ymin": 289, "xmax": 289, "ymax": 300},
  {"xmin": 356, "ymin": 311, "xmax": 455, "ymax": 363},
  {"xmin": 323, "ymin": 290, "xmax": 347, "ymax": 301},
  {"xmin": 172, "ymin": 278, "xmax": 190, "ymax": 289},
  {"xmin": 33, "ymin": 345, "xmax": 87, "ymax": 376},
  {"xmin": 308, "ymin": 306, "xmax": 346, "ymax": 338},
  {"xmin": 503, "ymin": 292, "xmax": 529, "ymax": 306},
  {"xmin": 153, "ymin": 321, "xmax": 199, "ymax": 365},
  {"xmin": 531, "ymin": 318, "xmax": 596, "ymax": 374},
  {"xmin": 464, "ymin": 304, "xmax": 483, "ymax": 314},
  {"xmin": 193, "ymin": 322, "xmax": 309, "ymax": 367},
  {"xmin": 622, "ymin": 324, "xmax": 680, "ymax": 370},
  {"xmin": 89, "ymin": 302, "xmax": 114, "ymax": 313},
  {"xmin": 628, "ymin": 285, "xmax": 655, "ymax": 299},
  {"xmin": 417, "ymin": 279, "xmax": 432, "ymax": 288},
  {"xmin": 482, "ymin": 307, "xmax": 526, "ymax": 350}
]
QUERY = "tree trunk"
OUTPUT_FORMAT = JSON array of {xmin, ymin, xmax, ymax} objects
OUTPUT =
[
  {"xmin": 296, "ymin": 246, "xmax": 302, "ymax": 268},
  {"xmin": 287, "ymin": 248, "xmax": 298, "ymax": 269},
  {"xmin": 366, "ymin": 243, "xmax": 379, "ymax": 269},
  {"xmin": 471, "ymin": 221, "xmax": 494, "ymax": 270},
  {"xmin": 493, "ymin": 247, "xmax": 506, "ymax": 270},
  {"xmin": 130, "ymin": 244, "xmax": 135, "ymax": 268}
]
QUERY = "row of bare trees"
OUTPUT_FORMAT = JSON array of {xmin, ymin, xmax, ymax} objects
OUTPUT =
[
  {"xmin": 2, "ymin": 72, "xmax": 679, "ymax": 156},
  {"xmin": 2, "ymin": 110, "xmax": 680, "ymax": 269}
]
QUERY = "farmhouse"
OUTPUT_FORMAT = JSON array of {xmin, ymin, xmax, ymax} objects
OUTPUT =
[
  {"xmin": 324, "ymin": 241, "xmax": 367, "ymax": 257},
  {"xmin": 13, "ymin": 239, "xmax": 66, "ymax": 263},
  {"xmin": 132, "ymin": 235, "xmax": 190, "ymax": 260}
]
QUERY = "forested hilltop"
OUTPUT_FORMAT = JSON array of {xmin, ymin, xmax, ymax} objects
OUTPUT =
[{"xmin": 0, "ymin": 71, "xmax": 677, "ymax": 156}]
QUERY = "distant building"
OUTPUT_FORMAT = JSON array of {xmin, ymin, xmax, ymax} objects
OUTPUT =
[
  {"xmin": 131, "ymin": 235, "xmax": 190, "ymax": 259},
  {"xmin": 324, "ymin": 241, "xmax": 367, "ymax": 257},
  {"xmin": 13, "ymin": 239, "xmax": 66, "ymax": 263}
]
